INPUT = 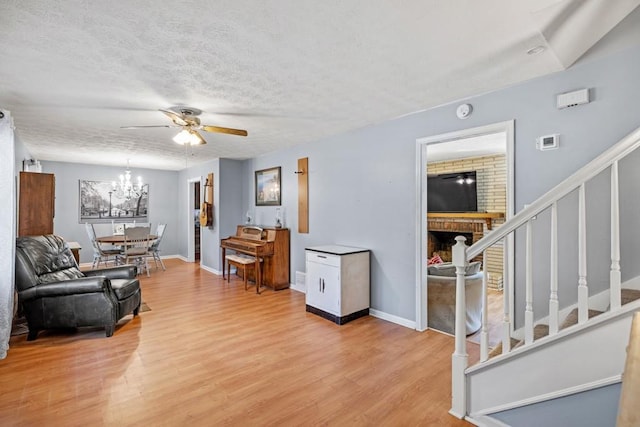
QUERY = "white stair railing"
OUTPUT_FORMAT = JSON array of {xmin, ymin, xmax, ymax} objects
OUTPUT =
[{"xmin": 449, "ymin": 124, "xmax": 640, "ymax": 418}]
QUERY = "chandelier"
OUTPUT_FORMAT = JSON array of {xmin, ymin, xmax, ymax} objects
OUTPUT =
[{"xmin": 112, "ymin": 161, "xmax": 145, "ymax": 200}]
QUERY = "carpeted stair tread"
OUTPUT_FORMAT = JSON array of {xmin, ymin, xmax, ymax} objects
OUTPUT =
[
  {"xmin": 488, "ymin": 323, "xmax": 552, "ymax": 358},
  {"xmin": 560, "ymin": 308, "xmax": 603, "ymax": 330},
  {"xmin": 533, "ymin": 323, "xmax": 549, "ymax": 339},
  {"xmin": 488, "ymin": 338, "xmax": 520, "ymax": 359},
  {"xmin": 621, "ymin": 289, "xmax": 640, "ymax": 305},
  {"xmin": 484, "ymin": 294, "xmax": 640, "ymax": 360}
]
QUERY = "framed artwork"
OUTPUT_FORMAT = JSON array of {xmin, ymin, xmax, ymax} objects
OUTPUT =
[
  {"xmin": 79, "ymin": 180, "xmax": 149, "ymax": 223},
  {"xmin": 255, "ymin": 166, "xmax": 281, "ymax": 206}
]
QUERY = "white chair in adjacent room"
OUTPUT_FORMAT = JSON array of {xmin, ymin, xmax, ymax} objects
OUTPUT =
[
  {"xmin": 148, "ymin": 223, "xmax": 167, "ymax": 271},
  {"xmin": 120, "ymin": 226, "xmax": 152, "ymax": 277},
  {"xmin": 85, "ymin": 222, "xmax": 121, "ymax": 269}
]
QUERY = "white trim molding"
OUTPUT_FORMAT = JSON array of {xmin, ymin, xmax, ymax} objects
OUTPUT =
[
  {"xmin": 369, "ymin": 308, "xmax": 416, "ymax": 329},
  {"xmin": 415, "ymin": 120, "xmax": 516, "ymax": 334}
]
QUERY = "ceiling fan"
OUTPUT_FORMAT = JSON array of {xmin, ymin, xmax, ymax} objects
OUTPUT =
[{"xmin": 121, "ymin": 107, "xmax": 248, "ymax": 145}]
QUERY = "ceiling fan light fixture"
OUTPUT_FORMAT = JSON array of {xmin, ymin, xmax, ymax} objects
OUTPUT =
[{"xmin": 173, "ymin": 129, "xmax": 206, "ymax": 145}]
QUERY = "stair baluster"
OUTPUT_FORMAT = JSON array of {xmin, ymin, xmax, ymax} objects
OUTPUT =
[
  {"xmin": 549, "ymin": 202, "xmax": 559, "ymax": 335},
  {"xmin": 480, "ymin": 249, "xmax": 489, "ymax": 362},
  {"xmin": 578, "ymin": 183, "xmax": 589, "ymax": 324},
  {"xmin": 525, "ymin": 220, "xmax": 534, "ymax": 344},
  {"xmin": 610, "ymin": 160, "xmax": 622, "ymax": 311},
  {"xmin": 502, "ymin": 235, "xmax": 512, "ymax": 354}
]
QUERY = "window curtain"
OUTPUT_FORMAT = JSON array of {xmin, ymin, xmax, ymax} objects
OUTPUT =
[{"xmin": 0, "ymin": 110, "xmax": 15, "ymax": 359}]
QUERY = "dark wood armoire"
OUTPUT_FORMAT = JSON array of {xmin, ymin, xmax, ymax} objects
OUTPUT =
[{"xmin": 18, "ymin": 172, "xmax": 55, "ymax": 236}]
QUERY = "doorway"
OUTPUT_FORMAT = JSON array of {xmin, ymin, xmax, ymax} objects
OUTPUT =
[
  {"xmin": 415, "ymin": 121, "xmax": 515, "ymax": 337},
  {"xmin": 186, "ymin": 177, "xmax": 201, "ymax": 263},
  {"xmin": 194, "ymin": 181, "xmax": 201, "ymax": 261}
]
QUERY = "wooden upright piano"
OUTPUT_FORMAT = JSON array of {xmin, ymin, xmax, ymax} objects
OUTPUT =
[{"xmin": 220, "ymin": 225, "xmax": 290, "ymax": 290}]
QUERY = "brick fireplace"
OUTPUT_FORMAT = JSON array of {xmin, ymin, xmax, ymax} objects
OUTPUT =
[
  {"xmin": 427, "ymin": 212, "xmax": 503, "ymax": 263},
  {"xmin": 427, "ymin": 216, "xmax": 486, "ymax": 262}
]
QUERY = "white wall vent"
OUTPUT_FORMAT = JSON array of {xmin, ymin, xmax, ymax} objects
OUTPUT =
[
  {"xmin": 557, "ymin": 88, "xmax": 590, "ymax": 109},
  {"xmin": 295, "ymin": 271, "xmax": 306, "ymax": 292}
]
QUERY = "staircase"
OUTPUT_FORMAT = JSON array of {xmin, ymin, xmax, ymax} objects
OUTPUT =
[
  {"xmin": 488, "ymin": 289, "xmax": 640, "ymax": 358},
  {"xmin": 447, "ymin": 125, "xmax": 640, "ymax": 422}
]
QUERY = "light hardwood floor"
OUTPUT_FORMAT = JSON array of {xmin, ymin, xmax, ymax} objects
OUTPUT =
[{"xmin": 1, "ymin": 259, "xmax": 476, "ymax": 426}]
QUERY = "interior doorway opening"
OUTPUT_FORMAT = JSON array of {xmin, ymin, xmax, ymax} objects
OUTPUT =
[
  {"xmin": 416, "ymin": 121, "xmax": 514, "ymax": 341},
  {"xmin": 186, "ymin": 177, "xmax": 201, "ymax": 263},
  {"xmin": 194, "ymin": 181, "xmax": 201, "ymax": 261}
]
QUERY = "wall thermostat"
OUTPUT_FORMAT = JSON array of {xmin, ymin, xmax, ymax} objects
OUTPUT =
[
  {"xmin": 456, "ymin": 103, "xmax": 473, "ymax": 119},
  {"xmin": 537, "ymin": 134, "xmax": 559, "ymax": 151}
]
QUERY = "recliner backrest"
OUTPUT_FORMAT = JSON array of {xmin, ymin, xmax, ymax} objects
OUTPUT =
[{"xmin": 15, "ymin": 235, "xmax": 84, "ymax": 291}]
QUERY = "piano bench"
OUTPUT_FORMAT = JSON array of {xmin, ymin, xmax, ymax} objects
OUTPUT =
[{"xmin": 225, "ymin": 254, "xmax": 263, "ymax": 293}]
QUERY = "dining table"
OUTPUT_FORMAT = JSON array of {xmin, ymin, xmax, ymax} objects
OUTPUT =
[{"xmin": 96, "ymin": 234, "xmax": 157, "ymax": 244}]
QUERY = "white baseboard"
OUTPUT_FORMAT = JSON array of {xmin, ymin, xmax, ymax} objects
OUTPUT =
[
  {"xmin": 199, "ymin": 263, "xmax": 222, "ymax": 275},
  {"xmin": 369, "ymin": 308, "xmax": 416, "ymax": 329},
  {"xmin": 466, "ymin": 414, "xmax": 512, "ymax": 427},
  {"xmin": 622, "ymin": 275, "xmax": 640, "ymax": 290},
  {"xmin": 290, "ymin": 282, "xmax": 305, "ymax": 293}
]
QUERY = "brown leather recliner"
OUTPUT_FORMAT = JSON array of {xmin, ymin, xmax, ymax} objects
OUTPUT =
[{"xmin": 15, "ymin": 234, "xmax": 141, "ymax": 340}]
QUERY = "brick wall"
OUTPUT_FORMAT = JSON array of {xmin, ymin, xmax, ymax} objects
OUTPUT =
[{"xmin": 428, "ymin": 154, "xmax": 506, "ymax": 289}]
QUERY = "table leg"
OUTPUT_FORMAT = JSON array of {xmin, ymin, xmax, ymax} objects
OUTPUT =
[
  {"xmin": 221, "ymin": 247, "xmax": 226, "ymax": 280},
  {"xmin": 255, "ymin": 258, "xmax": 261, "ymax": 294},
  {"xmin": 71, "ymin": 248, "xmax": 80, "ymax": 265}
]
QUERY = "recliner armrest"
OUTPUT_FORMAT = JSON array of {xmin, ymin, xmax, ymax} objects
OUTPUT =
[
  {"xmin": 84, "ymin": 265, "xmax": 137, "ymax": 280},
  {"xmin": 19, "ymin": 277, "xmax": 109, "ymax": 301}
]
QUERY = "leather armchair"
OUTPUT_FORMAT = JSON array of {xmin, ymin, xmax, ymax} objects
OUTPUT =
[{"xmin": 15, "ymin": 234, "xmax": 142, "ymax": 340}]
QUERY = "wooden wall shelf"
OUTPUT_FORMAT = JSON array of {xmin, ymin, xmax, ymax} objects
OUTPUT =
[{"xmin": 427, "ymin": 212, "xmax": 504, "ymax": 230}]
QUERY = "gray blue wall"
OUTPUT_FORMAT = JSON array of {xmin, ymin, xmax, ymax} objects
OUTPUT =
[
  {"xmin": 491, "ymin": 383, "xmax": 621, "ymax": 427},
  {"xmin": 238, "ymin": 42, "xmax": 640, "ymax": 325},
  {"xmin": 42, "ymin": 161, "xmax": 179, "ymax": 264}
]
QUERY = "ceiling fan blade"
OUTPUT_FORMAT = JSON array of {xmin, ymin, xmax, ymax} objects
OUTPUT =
[
  {"xmin": 120, "ymin": 125, "xmax": 176, "ymax": 129},
  {"xmin": 192, "ymin": 130, "xmax": 207, "ymax": 145},
  {"xmin": 159, "ymin": 109, "xmax": 188, "ymax": 126},
  {"xmin": 202, "ymin": 125, "xmax": 248, "ymax": 137}
]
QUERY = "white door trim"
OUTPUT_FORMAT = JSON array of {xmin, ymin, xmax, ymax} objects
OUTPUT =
[{"xmin": 415, "ymin": 120, "xmax": 515, "ymax": 332}]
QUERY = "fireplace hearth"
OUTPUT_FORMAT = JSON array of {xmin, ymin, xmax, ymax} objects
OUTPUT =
[
  {"xmin": 426, "ymin": 212, "xmax": 502, "ymax": 263},
  {"xmin": 428, "ymin": 231, "xmax": 473, "ymax": 262}
]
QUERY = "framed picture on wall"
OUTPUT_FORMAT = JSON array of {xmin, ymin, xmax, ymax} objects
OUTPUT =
[
  {"xmin": 255, "ymin": 167, "xmax": 281, "ymax": 206},
  {"xmin": 79, "ymin": 180, "xmax": 149, "ymax": 223}
]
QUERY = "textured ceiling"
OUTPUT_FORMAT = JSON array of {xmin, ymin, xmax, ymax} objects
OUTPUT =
[{"xmin": 1, "ymin": 0, "xmax": 639, "ymax": 171}]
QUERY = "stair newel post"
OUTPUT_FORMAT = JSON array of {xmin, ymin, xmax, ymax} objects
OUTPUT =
[
  {"xmin": 450, "ymin": 235, "xmax": 468, "ymax": 419},
  {"xmin": 480, "ymin": 249, "xmax": 489, "ymax": 362},
  {"xmin": 578, "ymin": 183, "xmax": 589, "ymax": 324},
  {"xmin": 610, "ymin": 160, "xmax": 621, "ymax": 311},
  {"xmin": 549, "ymin": 202, "xmax": 559, "ymax": 335},
  {"xmin": 525, "ymin": 220, "xmax": 534, "ymax": 345}
]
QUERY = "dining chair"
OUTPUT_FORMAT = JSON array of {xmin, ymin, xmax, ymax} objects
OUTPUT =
[
  {"xmin": 120, "ymin": 226, "xmax": 152, "ymax": 277},
  {"xmin": 85, "ymin": 223, "xmax": 121, "ymax": 269},
  {"xmin": 148, "ymin": 223, "xmax": 167, "ymax": 271}
]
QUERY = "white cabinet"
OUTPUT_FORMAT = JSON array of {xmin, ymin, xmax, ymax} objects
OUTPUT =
[{"xmin": 305, "ymin": 245, "xmax": 370, "ymax": 325}]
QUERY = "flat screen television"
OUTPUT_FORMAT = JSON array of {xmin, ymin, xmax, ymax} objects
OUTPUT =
[{"xmin": 427, "ymin": 171, "xmax": 478, "ymax": 212}]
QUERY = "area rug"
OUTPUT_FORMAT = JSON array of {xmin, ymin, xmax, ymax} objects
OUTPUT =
[{"xmin": 10, "ymin": 302, "xmax": 151, "ymax": 336}]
